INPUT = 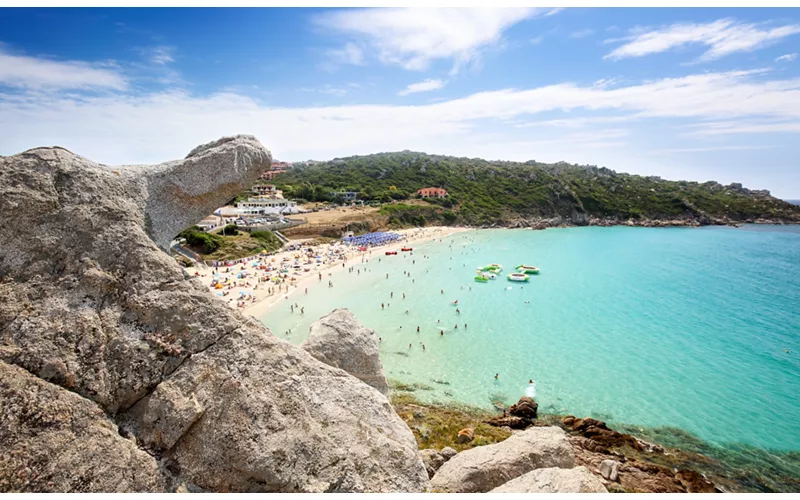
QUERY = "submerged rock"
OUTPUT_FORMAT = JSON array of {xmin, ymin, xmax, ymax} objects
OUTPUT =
[
  {"xmin": 0, "ymin": 137, "xmax": 428, "ymax": 492},
  {"xmin": 301, "ymin": 308, "xmax": 389, "ymax": 396},
  {"xmin": 490, "ymin": 466, "xmax": 607, "ymax": 493},
  {"xmin": 430, "ymin": 426, "xmax": 574, "ymax": 493}
]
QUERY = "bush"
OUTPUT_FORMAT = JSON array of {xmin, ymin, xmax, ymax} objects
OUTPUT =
[
  {"xmin": 221, "ymin": 224, "xmax": 239, "ymax": 236},
  {"xmin": 178, "ymin": 226, "xmax": 223, "ymax": 253}
]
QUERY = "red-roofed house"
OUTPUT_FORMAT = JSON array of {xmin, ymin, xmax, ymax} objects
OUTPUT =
[{"xmin": 417, "ymin": 187, "xmax": 448, "ymax": 198}]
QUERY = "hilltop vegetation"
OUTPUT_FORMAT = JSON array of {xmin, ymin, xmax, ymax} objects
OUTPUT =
[{"xmin": 275, "ymin": 151, "xmax": 800, "ymax": 227}]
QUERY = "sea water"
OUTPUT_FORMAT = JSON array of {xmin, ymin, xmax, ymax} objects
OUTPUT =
[{"xmin": 261, "ymin": 226, "xmax": 800, "ymax": 457}]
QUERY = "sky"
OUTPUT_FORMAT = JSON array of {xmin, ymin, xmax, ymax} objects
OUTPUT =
[{"xmin": 0, "ymin": 7, "xmax": 799, "ymax": 198}]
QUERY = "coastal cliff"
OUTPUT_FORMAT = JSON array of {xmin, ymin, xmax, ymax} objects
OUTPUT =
[{"xmin": 0, "ymin": 137, "xmax": 428, "ymax": 492}]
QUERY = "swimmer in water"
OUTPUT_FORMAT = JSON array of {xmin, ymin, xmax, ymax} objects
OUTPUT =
[{"xmin": 494, "ymin": 373, "xmax": 499, "ymax": 380}]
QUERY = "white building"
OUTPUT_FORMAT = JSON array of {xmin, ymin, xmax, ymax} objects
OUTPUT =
[{"xmin": 235, "ymin": 197, "xmax": 299, "ymax": 215}]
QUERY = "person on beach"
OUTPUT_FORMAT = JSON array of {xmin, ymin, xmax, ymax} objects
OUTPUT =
[{"xmin": 301, "ymin": 307, "xmax": 304, "ymax": 314}]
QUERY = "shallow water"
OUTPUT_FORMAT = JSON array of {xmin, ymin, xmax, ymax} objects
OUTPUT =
[{"xmin": 261, "ymin": 226, "xmax": 800, "ymax": 457}]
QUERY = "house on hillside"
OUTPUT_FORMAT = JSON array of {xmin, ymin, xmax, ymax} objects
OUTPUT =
[
  {"xmin": 329, "ymin": 190, "xmax": 359, "ymax": 202},
  {"xmin": 417, "ymin": 187, "xmax": 448, "ymax": 198}
]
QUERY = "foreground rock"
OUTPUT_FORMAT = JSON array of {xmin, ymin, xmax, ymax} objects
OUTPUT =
[
  {"xmin": 0, "ymin": 362, "xmax": 165, "ymax": 492},
  {"xmin": 490, "ymin": 466, "xmax": 607, "ymax": 493},
  {"xmin": 429, "ymin": 426, "xmax": 574, "ymax": 492},
  {"xmin": 301, "ymin": 309, "xmax": 389, "ymax": 396},
  {"xmin": 0, "ymin": 137, "xmax": 428, "ymax": 492}
]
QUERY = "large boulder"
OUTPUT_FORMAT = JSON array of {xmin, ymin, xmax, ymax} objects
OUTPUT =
[
  {"xmin": 490, "ymin": 466, "xmax": 607, "ymax": 493},
  {"xmin": 429, "ymin": 426, "xmax": 574, "ymax": 493},
  {"xmin": 301, "ymin": 309, "xmax": 389, "ymax": 396},
  {"xmin": 0, "ymin": 361, "xmax": 165, "ymax": 492},
  {"xmin": 0, "ymin": 137, "xmax": 428, "ymax": 492}
]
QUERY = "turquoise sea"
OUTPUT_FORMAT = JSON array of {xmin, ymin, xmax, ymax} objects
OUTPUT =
[{"xmin": 261, "ymin": 225, "xmax": 800, "ymax": 486}]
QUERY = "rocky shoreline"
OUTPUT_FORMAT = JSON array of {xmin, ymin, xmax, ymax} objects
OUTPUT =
[{"xmin": 499, "ymin": 214, "xmax": 799, "ymax": 230}]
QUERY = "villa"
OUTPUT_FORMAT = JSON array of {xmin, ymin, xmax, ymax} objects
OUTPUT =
[{"xmin": 417, "ymin": 187, "xmax": 448, "ymax": 198}]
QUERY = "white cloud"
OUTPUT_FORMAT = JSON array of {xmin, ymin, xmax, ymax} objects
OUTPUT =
[
  {"xmin": 398, "ymin": 78, "xmax": 446, "ymax": 96},
  {"xmin": 776, "ymin": 53, "xmax": 797, "ymax": 62},
  {"xmin": 605, "ymin": 18, "xmax": 800, "ymax": 61},
  {"xmin": 149, "ymin": 46, "xmax": 174, "ymax": 65},
  {"xmin": 315, "ymin": 8, "xmax": 548, "ymax": 73},
  {"xmin": 688, "ymin": 120, "xmax": 800, "ymax": 136},
  {"xmin": 0, "ymin": 46, "xmax": 127, "ymax": 91},
  {"xmin": 571, "ymin": 29, "xmax": 595, "ymax": 39},
  {"xmin": 324, "ymin": 42, "xmax": 364, "ymax": 67},
  {"xmin": 648, "ymin": 145, "xmax": 776, "ymax": 154},
  {"xmin": 2, "ymin": 68, "xmax": 800, "ymax": 169}
]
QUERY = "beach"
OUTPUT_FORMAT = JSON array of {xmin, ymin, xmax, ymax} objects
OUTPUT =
[{"xmin": 192, "ymin": 226, "xmax": 472, "ymax": 319}]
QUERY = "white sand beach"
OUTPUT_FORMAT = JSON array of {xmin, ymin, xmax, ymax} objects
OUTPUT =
[{"xmin": 191, "ymin": 226, "xmax": 472, "ymax": 319}]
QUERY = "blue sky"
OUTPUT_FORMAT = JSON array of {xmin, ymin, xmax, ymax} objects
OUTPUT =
[{"xmin": 1, "ymin": 7, "xmax": 799, "ymax": 198}]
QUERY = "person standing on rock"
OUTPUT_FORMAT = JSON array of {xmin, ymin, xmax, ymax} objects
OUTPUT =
[{"xmin": 526, "ymin": 379, "xmax": 537, "ymax": 399}]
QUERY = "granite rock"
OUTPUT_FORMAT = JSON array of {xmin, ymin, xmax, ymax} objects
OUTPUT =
[
  {"xmin": 490, "ymin": 466, "xmax": 608, "ymax": 493},
  {"xmin": 430, "ymin": 426, "xmax": 574, "ymax": 492},
  {"xmin": 301, "ymin": 308, "xmax": 389, "ymax": 396},
  {"xmin": 0, "ymin": 137, "xmax": 428, "ymax": 492}
]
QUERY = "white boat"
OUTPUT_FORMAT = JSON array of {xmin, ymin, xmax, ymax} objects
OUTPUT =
[{"xmin": 507, "ymin": 273, "xmax": 530, "ymax": 282}]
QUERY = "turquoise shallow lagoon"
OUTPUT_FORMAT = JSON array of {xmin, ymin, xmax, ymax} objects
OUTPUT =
[{"xmin": 261, "ymin": 226, "xmax": 800, "ymax": 456}]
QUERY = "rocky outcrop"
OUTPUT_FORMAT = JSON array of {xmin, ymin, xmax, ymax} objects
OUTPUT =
[
  {"xmin": 301, "ymin": 309, "xmax": 389, "ymax": 396},
  {"xmin": 419, "ymin": 449, "xmax": 446, "ymax": 479},
  {"xmin": 0, "ymin": 361, "xmax": 165, "ymax": 492},
  {"xmin": 429, "ymin": 426, "xmax": 574, "ymax": 493},
  {"xmin": 487, "ymin": 396, "xmax": 538, "ymax": 429},
  {"xmin": 0, "ymin": 137, "xmax": 428, "ymax": 492},
  {"xmin": 561, "ymin": 415, "xmax": 647, "ymax": 453},
  {"xmin": 490, "ymin": 466, "xmax": 607, "ymax": 493}
]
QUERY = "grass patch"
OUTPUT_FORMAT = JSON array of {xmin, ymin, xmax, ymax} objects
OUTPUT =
[{"xmin": 390, "ymin": 392, "xmax": 511, "ymax": 452}]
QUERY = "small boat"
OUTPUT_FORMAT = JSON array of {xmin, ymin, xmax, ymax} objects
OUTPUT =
[
  {"xmin": 401, "ymin": 247, "xmax": 413, "ymax": 252},
  {"xmin": 474, "ymin": 274, "xmax": 489, "ymax": 283},
  {"xmin": 507, "ymin": 273, "xmax": 530, "ymax": 282},
  {"xmin": 479, "ymin": 263, "xmax": 503, "ymax": 272},
  {"xmin": 516, "ymin": 265, "xmax": 540, "ymax": 275},
  {"xmin": 385, "ymin": 251, "xmax": 397, "ymax": 255}
]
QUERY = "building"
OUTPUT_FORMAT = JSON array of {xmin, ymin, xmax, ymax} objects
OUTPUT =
[
  {"xmin": 235, "ymin": 197, "xmax": 298, "ymax": 215},
  {"xmin": 329, "ymin": 190, "xmax": 359, "ymax": 202},
  {"xmin": 417, "ymin": 187, "xmax": 448, "ymax": 198},
  {"xmin": 195, "ymin": 215, "xmax": 225, "ymax": 232},
  {"xmin": 252, "ymin": 184, "xmax": 278, "ymax": 196},
  {"xmin": 259, "ymin": 161, "xmax": 290, "ymax": 180}
]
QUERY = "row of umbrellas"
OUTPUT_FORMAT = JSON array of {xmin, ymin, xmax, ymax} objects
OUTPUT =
[{"xmin": 341, "ymin": 231, "xmax": 402, "ymax": 247}]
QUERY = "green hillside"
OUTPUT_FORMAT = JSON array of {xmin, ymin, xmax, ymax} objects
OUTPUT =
[{"xmin": 275, "ymin": 151, "xmax": 800, "ymax": 227}]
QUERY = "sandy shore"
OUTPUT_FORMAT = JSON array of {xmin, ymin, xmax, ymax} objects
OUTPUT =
[{"xmin": 192, "ymin": 226, "xmax": 473, "ymax": 319}]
